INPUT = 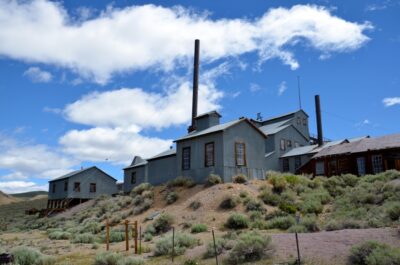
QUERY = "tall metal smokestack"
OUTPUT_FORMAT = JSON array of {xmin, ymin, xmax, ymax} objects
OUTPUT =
[
  {"xmin": 315, "ymin": 95, "xmax": 324, "ymax": 146},
  {"xmin": 188, "ymin": 39, "xmax": 200, "ymax": 133}
]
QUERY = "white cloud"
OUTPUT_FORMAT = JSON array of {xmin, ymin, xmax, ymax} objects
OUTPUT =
[
  {"xmin": 23, "ymin": 67, "xmax": 52, "ymax": 83},
  {"xmin": 0, "ymin": 135, "xmax": 76, "ymax": 180},
  {"xmin": 278, "ymin": 81, "xmax": 287, "ymax": 96},
  {"xmin": 43, "ymin": 107, "xmax": 62, "ymax": 114},
  {"xmin": 0, "ymin": 181, "xmax": 47, "ymax": 194},
  {"xmin": 249, "ymin": 83, "xmax": 262, "ymax": 92},
  {"xmin": 383, "ymin": 97, "xmax": 400, "ymax": 107},
  {"xmin": 0, "ymin": 1, "xmax": 372, "ymax": 83}
]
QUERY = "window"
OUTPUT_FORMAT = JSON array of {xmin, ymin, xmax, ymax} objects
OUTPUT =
[
  {"xmin": 372, "ymin": 155, "xmax": 383, "ymax": 174},
  {"xmin": 52, "ymin": 183, "xmax": 56, "ymax": 193},
  {"xmin": 295, "ymin": 157, "xmax": 301, "ymax": 170},
  {"xmin": 357, "ymin": 157, "xmax": 366, "ymax": 176},
  {"xmin": 131, "ymin": 172, "xmax": 136, "ymax": 184},
  {"xmin": 182, "ymin": 147, "xmax": 191, "ymax": 170},
  {"xmin": 74, "ymin": 182, "xmax": 81, "ymax": 192},
  {"xmin": 316, "ymin": 161, "xmax": 325, "ymax": 175},
  {"xmin": 329, "ymin": 160, "xmax": 337, "ymax": 175},
  {"xmin": 282, "ymin": 158, "xmax": 290, "ymax": 172},
  {"xmin": 64, "ymin": 181, "xmax": 68, "ymax": 191},
  {"xmin": 294, "ymin": 142, "xmax": 300, "ymax": 148},
  {"xmin": 205, "ymin": 142, "xmax": 215, "ymax": 167},
  {"xmin": 297, "ymin": 117, "xmax": 301, "ymax": 125},
  {"xmin": 90, "ymin": 183, "xmax": 96, "ymax": 193},
  {"xmin": 280, "ymin": 139, "xmax": 286, "ymax": 151},
  {"xmin": 286, "ymin": 140, "xmax": 292, "ymax": 148},
  {"xmin": 235, "ymin": 142, "xmax": 246, "ymax": 166},
  {"xmin": 303, "ymin": 118, "xmax": 307, "ymax": 126}
]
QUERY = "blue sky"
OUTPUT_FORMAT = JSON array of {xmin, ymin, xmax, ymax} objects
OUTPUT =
[{"xmin": 0, "ymin": 0, "xmax": 399, "ymax": 193}]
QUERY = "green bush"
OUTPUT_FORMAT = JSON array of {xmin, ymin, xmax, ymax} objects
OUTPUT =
[
  {"xmin": 288, "ymin": 225, "xmax": 307, "ymax": 233},
  {"xmin": 349, "ymin": 241, "xmax": 400, "ymax": 265},
  {"xmin": 386, "ymin": 202, "xmax": 400, "ymax": 221},
  {"xmin": 205, "ymin": 174, "xmax": 222, "ymax": 186},
  {"xmin": 108, "ymin": 230, "xmax": 125, "ymax": 243},
  {"xmin": 94, "ymin": 252, "xmax": 121, "ymax": 265},
  {"xmin": 191, "ymin": 223, "xmax": 207, "ymax": 233},
  {"xmin": 251, "ymin": 219, "xmax": 268, "ymax": 230},
  {"xmin": 245, "ymin": 199, "xmax": 265, "ymax": 213},
  {"xmin": 265, "ymin": 215, "xmax": 295, "ymax": 230},
  {"xmin": 72, "ymin": 233, "xmax": 96, "ymax": 244},
  {"xmin": 203, "ymin": 238, "xmax": 231, "ymax": 258},
  {"xmin": 165, "ymin": 191, "xmax": 179, "ymax": 204},
  {"xmin": 300, "ymin": 198, "xmax": 323, "ymax": 214},
  {"xmin": 154, "ymin": 233, "xmax": 198, "ymax": 256},
  {"xmin": 189, "ymin": 200, "xmax": 201, "ymax": 210},
  {"xmin": 233, "ymin": 174, "xmax": 247, "ymax": 184},
  {"xmin": 249, "ymin": 210, "xmax": 263, "ymax": 221},
  {"xmin": 153, "ymin": 213, "xmax": 174, "ymax": 234},
  {"xmin": 269, "ymin": 175, "xmax": 287, "ymax": 193},
  {"xmin": 226, "ymin": 231, "xmax": 274, "ymax": 264},
  {"xmin": 167, "ymin": 176, "xmax": 195, "ymax": 188},
  {"xmin": 133, "ymin": 198, "xmax": 153, "ymax": 215},
  {"xmin": 324, "ymin": 219, "xmax": 362, "ymax": 231},
  {"xmin": 130, "ymin": 183, "xmax": 153, "ymax": 197},
  {"xmin": 265, "ymin": 210, "xmax": 288, "ymax": 220},
  {"xmin": 11, "ymin": 247, "xmax": 54, "ymax": 265},
  {"xmin": 259, "ymin": 190, "xmax": 281, "ymax": 206},
  {"xmin": 48, "ymin": 230, "xmax": 71, "ymax": 240},
  {"xmin": 239, "ymin": 191, "xmax": 249, "ymax": 198},
  {"xmin": 118, "ymin": 257, "xmax": 145, "ymax": 265},
  {"xmin": 183, "ymin": 260, "xmax": 199, "ymax": 265},
  {"xmin": 300, "ymin": 215, "xmax": 319, "ymax": 232},
  {"xmin": 225, "ymin": 213, "xmax": 249, "ymax": 229},
  {"xmin": 279, "ymin": 202, "xmax": 297, "ymax": 214},
  {"xmin": 219, "ymin": 195, "xmax": 239, "ymax": 209}
]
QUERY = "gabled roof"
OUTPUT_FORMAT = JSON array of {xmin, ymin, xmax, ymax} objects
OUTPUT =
[
  {"xmin": 49, "ymin": 166, "xmax": 117, "ymax": 182},
  {"xmin": 124, "ymin": 160, "xmax": 148, "ymax": 170},
  {"xmin": 313, "ymin": 133, "xmax": 400, "ymax": 158},
  {"xmin": 147, "ymin": 149, "xmax": 176, "ymax": 161},
  {"xmin": 259, "ymin": 120, "xmax": 292, "ymax": 135},
  {"xmin": 262, "ymin": 109, "xmax": 309, "ymax": 124},
  {"xmin": 174, "ymin": 118, "xmax": 267, "ymax": 142}
]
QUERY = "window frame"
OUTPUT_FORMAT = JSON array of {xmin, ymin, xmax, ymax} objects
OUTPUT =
[
  {"xmin": 280, "ymin": 139, "xmax": 286, "ymax": 151},
  {"xmin": 372, "ymin": 155, "xmax": 384, "ymax": 174},
  {"xmin": 303, "ymin": 118, "xmax": 307, "ymax": 126},
  {"xmin": 64, "ymin": 180, "xmax": 68, "ymax": 192},
  {"xmin": 282, "ymin": 158, "xmax": 290, "ymax": 172},
  {"xmin": 182, "ymin": 146, "xmax": 191, "ymax": 170},
  {"xmin": 357, "ymin": 157, "xmax": 366, "ymax": 176},
  {"xmin": 286, "ymin": 140, "xmax": 292, "ymax": 148},
  {"xmin": 204, "ymin": 142, "xmax": 215, "ymax": 167},
  {"xmin": 294, "ymin": 157, "xmax": 301, "ymax": 170},
  {"xmin": 315, "ymin": 161, "xmax": 325, "ymax": 175},
  {"xmin": 235, "ymin": 142, "xmax": 246, "ymax": 166},
  {"xmin": 52, "ymin": 183, "xmax": 56, "ymax": 193},
  {"xmin": 74, "ymin": 182, "xmax": 81, "ymax": 192},
  {"xmin": 89, "ymin": 183, "xmax": 96, "ymax": 193},
  {"xmin": 131, "ymin": 172, "xmax": 137, "ymax": 184}
]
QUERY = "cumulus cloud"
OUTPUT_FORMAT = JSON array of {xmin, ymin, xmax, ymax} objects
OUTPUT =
[
  {"xmin": 0, "ymin": 135, "xmax": 76, "ymax": 180},
  {"xmin": 278, "ymin": 81, "xmax": 288, "ymax": 96},
  {"xmin": 383, "ymin": 97, "xmax": 400, "ymax": 107},
  {"xmin": 23, "ymin": 67, "xmax": 52, "ymax": 83},
  {"xmin": 0, "ymin": 181, "xmax": 47, "ymax": 194},
  {"xmin": 0, "ymin": 1, "xmax": 372, "ymax": 83}
]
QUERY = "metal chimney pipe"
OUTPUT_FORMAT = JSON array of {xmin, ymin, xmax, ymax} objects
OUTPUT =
[
  {"xmin": 315, "ymin": 95, "xmax": 324, "ymax": 146},
  {"xmin": 189, "ymin": 39, "xmax": 200, "ymax": 132}
]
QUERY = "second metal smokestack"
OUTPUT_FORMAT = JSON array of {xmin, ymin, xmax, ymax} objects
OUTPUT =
[
  {"xmin": 189, "ymin": 39, "xmax": 200, "ymax": 133},
  {"xmin": 315, "ymin": 95, "xmax": 324, "ymax": 146}
]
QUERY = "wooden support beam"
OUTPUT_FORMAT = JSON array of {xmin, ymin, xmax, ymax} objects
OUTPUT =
[
  {"xmin": 125, "ymin": 220, "xmax": 129, "ymax": 252},
  {"xmin": 106, "ymin": 219, "xmax": 110, "ymax": 251},
  {"xmin": 134, "ymin": 220, "xmax": 138, "ymax": 254}
]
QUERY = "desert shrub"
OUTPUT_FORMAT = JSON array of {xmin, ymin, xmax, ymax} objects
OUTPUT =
[
  {"xmin": 265, "ymin": 215, "xmax": 295, "ymax": 230},
  {"xmin": 144, "ymin": 224, "xmax": 156, "ymax": 235},
  {"xmin": 249, "ymin": 210, "xmax": 263, "ymax": 221},
  {"xmin": 265, "ymin": 210, "xmax": 288, "ymax": 220},
  {"xmin": 153, "ymin": 213, "xmax": 174, "ymax": 234},
  {"xmin": 239, "ymin": 191, "xmax": 248, "ymax": 198},
  {"xmin": 203, "ymin": 238, "xmax": 231, "ymax": 258},
  {"xmin": 108, "ymin": 230, "xmax": 125, "ymax": 243},
  {"xmin": 269, "ymin": 175, "xmax": 287, "ymax": 193},
  {"xmin": 118, "ymin": 257, "xmax": 145, "ymax": 265},
  {"xmin": 363, "ymin": 170, "xmax": 400, "ymax": 183},
  {"xmin": 300, "ymin": 215, "xmax": 319, "ymax": 232},
  {"xmin": 167, "ymin": 176, "xmax": 195, "ymax": 188},
  {"xmin": 142, "ymin": 190, "xmax": 154, "ymax": 199},
  {"xmin": 143, "ymin": 233, "xmax": 153, "ymax": 242},
  {"xmin": 225, "ymin": 213, "xmax": 249, "ymax": 229},
  {"xmin": 81, "ymin": 219, "xmax": 103, "ymax": 234},
  {"xmin": 323, "ymin": 176, "xmax": 346, "ymax": 197},
  {"xmin": 130, "ymin": 183, "xmax": 153, "ymax": 197},
  {"xmin": 205, "ymin": 174, "xmax": 222, "ymax": 186},
  {"xmin": 341, "ymin": 174, "xmax": 359, "ymax": 187},
  {"xmin": 183, "ymin": 260, "xmax": 199, "ymax": 265},
  {"xmin": 251, "ymin": 219, "xmax": 268, "ymax": 230},
  {"xmin": 133, "ymin": 198, "xmax": 152, "ymax": 215},
  {"xmin": 188, "ymin": 200, "xmax": 201, "ymax": 210},
  {"xmin": 300, "ymin": 198, "xmax": 323, "ymax": 214},
  {"xmin": 48, "ymin": 230, "xmax": 71, "ymax": 240},
  {"xmin": 154, "ymin": 233, "xmax": 198, "ymax": 256},
  {"xmin": 259, "ymin": 190, "xmax": 281, "ymax": 206},
  {"xmin": 302, "ymin": 188, "xmax": 332, "ymax": 205},
  {"xmin": 233, "ymin": 174, "xmax": 247, "ymax": 184},
  {"xmin": 385, "ymin": 202, "xmax": 400, "ymax": 221},
  {"xmin": 11, "ymin": 246, "xmax": 54, "ymax": 265},
  {"xmin": 191, "ymin": 223, "xmax": 207, "ymax": 233},
  {"xmin": 132, "ymin": 195, "xmax": 144, "ymax": 206},
  {"xmin": 226, "ymin": 231, "xmax": 274, "ymax": 264},
  {"xmin": 94, "ymin": 252, "xmax": 121, "ymax": 265},
  {"xmin": 279, "ymin": 202, "xmax": 297, "ymax": 214},
  {"xmin": 109, "ymin": 213, "xmax": 123, "ymax": 225},
  {"xmin": 349, "ymin": 241, "xmax": 400, "ymax": 265},
  {"xmin": 165, "ymin": 191, "xmax": 179, "ymax": 204},
  {"xmin": 245, "ymin": 199, "xmax": 265, "ymax": 213},
  {"xmin": 72, "ymin": 233, "xmax": 96, "ymax": 244},
  {"xmin": 288, "ymin": 225, "xmax": 307, "ymax": 233},
  {"xmin": 219, "ymin": 195, "xmax": 239, "ymax": 209},
  {"xmin": 324, "ymin": 219, "xmax": 363, "ymax": 231},
  {"xmin": 117, "ymin": 196, "xmax": 132, "ymax": 208}
]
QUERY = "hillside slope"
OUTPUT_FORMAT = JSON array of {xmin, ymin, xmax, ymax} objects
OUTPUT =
[{"xmin": 0, "ymin": 191, "xmax": 20, "ymax": 205}]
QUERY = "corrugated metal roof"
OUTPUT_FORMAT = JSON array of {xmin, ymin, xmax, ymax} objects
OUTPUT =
[
  {"xmin": 124, "ymin": 160, "xmax": 148, "ymax": 170},
  {"xmin": 313, "ymin": 133, "xmax": 400, "ymax": 158},
  {"xmin": 147, "ymin": 149, "xmax": 176, "ymax": 161},
  {"xmin": 280, "ymin": 145, "xmax": 318, "ymax": 158},
  {"xmin": 49, "ymin": 166, "xmax": 117, "ymax": 182},
  {"xmin": 259, "ymin": 122, "xmax": 292, "ymax": 135}
]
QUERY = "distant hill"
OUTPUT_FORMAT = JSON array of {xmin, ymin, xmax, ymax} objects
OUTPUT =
[
  {"xmin": 11, "ymin": 191, "xmax": 48, "ymax": 199},
  {"xmin": 0, "ymin": 190, "xmax": 20, "ymax": 205}
]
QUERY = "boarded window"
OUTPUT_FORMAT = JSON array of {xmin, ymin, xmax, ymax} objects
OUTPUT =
[
  {"xmin": 286, "ymin": 140, "xmax": 292, "ymax": 148},
  {"xmin": 182, "ymin": 147, "xmax": 191, "ymax": 170},
  {"xmin": 316, "ymin": 161, "xmax": 325, "ymax": 175},
  {"xmin": 280, "ymin": 139, "xmax": 286, "ymax": 151},
  {"xmin": 52, "ymin": 183, "xmax": 56, "ymax": 193},
  {"xmin": 90, "ymin": 183, "xmax": 96, "ymax": 193},
  {"xmin": 282, "ymin": 158, "xmax": 290, "ymax": 172},
  {"xmin": 357, "ymin": 157, "xmax": 366, "ymax": 176},
  {"xmin": 235, "ymin": 142, "xmax": 246, "ymax": 166},
  {"xmin": 205, "ymin": 142, "xmax": 215, "ymax": 167},
  {"xmin": 372, "ymin": 155, "xmax": 383, "ymax": 174},
  {"xmin": 295, "ymin": 157, "xmax": 301, "ymax": 170},
  {"xmin": 131, "ymin": 172, "xmax": 136, "ymax": 184},
  {"xmin": 74, "ymin": 182, "xmax": 80, "ymax": 192},
  {"xmin": 64, "ymin": 181, "xmax": 68, "ymax": 191}
]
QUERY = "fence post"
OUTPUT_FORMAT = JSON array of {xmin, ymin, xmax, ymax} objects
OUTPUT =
[
  {"xmin": 106, "ymin": 219, "xmax": 110, "ymax": 251},
  {"xmin": 212, "ymin": 228, "xmax": 219, "ymax": 265},
  {"xmin": 139, "ymin": 225, "xmax": 142, "ymax": 254},
  {"xmin": 125, "ymin": 220, "xmax": 129, "ymax": 251},
  {"xmin": 295, "ymin": 213, "xmax": 301, "ymax": 265},
  {"xmin": 172, "ymin": 226, "xmax": 175, "ymax": 263},
  {"xmin": 134, "ymin": 220, "xmax": 138, "ymax": 254}
]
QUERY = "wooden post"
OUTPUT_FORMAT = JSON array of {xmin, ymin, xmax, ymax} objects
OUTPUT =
[
  {"xmin": 212, "ymin": 228, "xmax": 219, "ymax": 265},
  {"xmin": 106, "ymin": 219, "xmax": 110, "ymax": 251},
  {"xmin": 295, "ymin": 232, "xmax": 301, "ymax": 265},
  {"xmin": 172, "ymin": 226, "xmax": 175, "ymax": 263},
  {"xmin": 134, "ymin": 220, "xmax": 138, "ymax": 254},
  {"xmin": 139, "ymin": 226, "xmax": 142, "ymax": 254},
  {"xmin": 125, "ymin": 220, "xmax": 129, "ymax": 251}
]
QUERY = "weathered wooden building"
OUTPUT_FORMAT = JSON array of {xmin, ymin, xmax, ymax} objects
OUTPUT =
[
  {"xmin": 48, "ymin": 166, "xmax": 117, "ymax": 209},
  {"xmin": 300, "ymin": 133, "xmax": 400, "ymax": 176}
]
